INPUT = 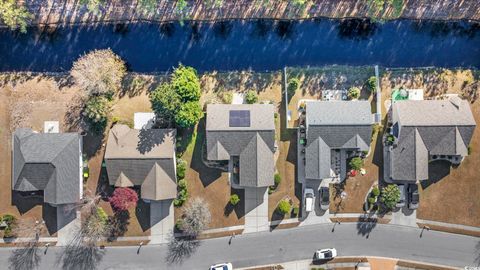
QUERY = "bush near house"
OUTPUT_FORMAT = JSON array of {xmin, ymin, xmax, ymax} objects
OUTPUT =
[
  {"xmin": 245, "ymin": 90, "xmax": 258, "ymax": 104},
  {"xmin": 229, "ymin": 194, "xmax": 240, "ymax": 206},
  {"xmin": 287, "ymin": 77, "xmax": 300, "ymax": 97},
  {"xmin": 109, "ymin": 187, "xmax": 139, "ymax": 211},
  {"xmin": 277, "ymin": 200, "xmax": 291, "ymax": 215},
  {"xmin": 274, "ymin": 173, "xmax": 282, "ymax": 186},
  {"xmin": 366, "ymin": 76, "xmax": 377, "ymax": 93},
  {"xmin": 96, "ymin": 207, "xmax": 109, "ymax": 225},
  {"xmin": 176, "ymin": 158, "xmax": 187, "ymax": 179},
  {"xmin": 348, "ymin": 87, "xmax": 361, "ymax": 99},
  {"xmin": 83, "ymin": 95, "xmax": 111, "ymax": 133},
  {"xmin": 349, "ymin": 157, "xmax": 364, "ymax": 171},
  {"xmin": 380, "ymin": 184, "xmax": 401, "ymax": 210}
]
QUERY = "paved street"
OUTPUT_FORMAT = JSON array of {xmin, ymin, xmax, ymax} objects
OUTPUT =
[{"xmin": 0, "ymin": 223, "xmax": 478, "ymax": 270}]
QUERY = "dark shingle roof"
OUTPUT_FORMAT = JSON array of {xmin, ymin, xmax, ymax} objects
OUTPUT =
[
  {"xmin": 305, "ymin": 101, "xmax": 373, "ymax": 180},
  {"xmin": 105, "ymin": 125, "xmax": 177, "ymax": 201},
  {"xmin": 206, "ymin": 104, "xmax": 275, "ymax": 187},
  {"xmin": 389, "ymin": 98, "xmax": 476, "ymax": 182},
  {"xmin": 12, "ymin": 129, "xmax": 81, "ymax": 205}
]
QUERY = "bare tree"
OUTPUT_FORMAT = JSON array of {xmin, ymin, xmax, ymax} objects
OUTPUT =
[
  {"xmin": 181, "ymin": 197, "xmax": 211, "ymax": 236},
  {"xmin": 8, "ymin": 219, "xmax": 46, "ymax": 270},
  {"xmin": 70, "ymin": 49, "xmax": 126, "ymax": 96}
]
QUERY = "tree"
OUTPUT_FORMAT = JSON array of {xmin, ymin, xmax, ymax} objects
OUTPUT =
[
  {"xmin": 380, "ymin": 184, "xmax": 401, "ymax": 210},
  {"xmin": 83, "ymin": 95, "xmax": 110, "ymax": 133},
  {"xmin": 137, "ymin": 0, "xmax": 158, "ymax": 13},
  {"xmin": 245, "ymin": 90, "xmax": 258, "ymax": 104},
  {"xmin": 109, "ymin": 188, "xmax": 138, "ymax": 211},
  {"xmin": 348, "ymin": 87, "xmax": 361, "ymax": 99},
  {"xmin": 181, "ymin": 197, "xmax": 211, "ymax": 236},
  {"xmin": 176, "ymin": 158, "xmax": 187, "ymax": 179},
  {"xmin": 71, "ymin": 49, "xmax": 126, "ymax": 96},
  {"xmin": 150, "ymin": 83, "xmax": 181, "ymax": 125},
  {"xmin": 277, "ymin": 200, "xmax": 291, "ymax": 215},
  {"xmin": 229, "ymin": 194, "xmax": 240, "ymax": 206},
  {"xmin": 274, "ymin": 173, "xmax": 282, "ymax": 186},
  {"xmin": 366, "ymin": 76, "xmax": 377, "ymax": 93},
  {"xmin": 287, "ymin": 77, "xmax": 300, "ymax": 97},
  {"xmin": 79, "ymin": 0, "xmax": 105, "ymax": 15},
  {"xmin": 175, "ymin": 101, "xmax": 204, "ymax": 128},
  {"xmin": 171, "ymin": 65, "xmax": 201, "ymax": 102},
  {"xmin": 349, "ymin": 157, "xmax": 364, "ymax": 171},
  {"xmin": 0, "ymin": 0, "xmax": 32, "ymax": 33}
]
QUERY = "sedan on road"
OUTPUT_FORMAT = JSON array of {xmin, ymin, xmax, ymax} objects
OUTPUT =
[{"xmin": 314, "ymin": 248, "xmax": 337, "ymax": 260}]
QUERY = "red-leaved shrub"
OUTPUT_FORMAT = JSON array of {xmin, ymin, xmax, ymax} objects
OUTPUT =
[{"xmin": 109, "ymin": 188, "xmax": 138, "ymax": 211}]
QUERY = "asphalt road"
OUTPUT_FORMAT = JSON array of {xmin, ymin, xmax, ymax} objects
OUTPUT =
[{"xmin": 0, "ymin": 223, "xmax": 478, "ymax": 270}]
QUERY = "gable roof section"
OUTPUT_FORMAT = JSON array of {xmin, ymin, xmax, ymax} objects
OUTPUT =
[
  {"xmin": 105, "ymin": 125, "xmax": 177, "ymax": 200},
  {"xmin": 306, "ymin": 101, "xmax": 373, "ymax": 126},
  {"xmin": 305, "ymin": 137, "xmax": 331, "ymax": 179},
  {"xmin": 12, "ymin": 128, "xmax": 81, "ymax": 205},
  {"xmin": 206, "ymin": 104, "xmax": 275, "ymax": 187}
]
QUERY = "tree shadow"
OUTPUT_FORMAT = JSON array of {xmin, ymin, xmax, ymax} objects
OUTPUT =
[
  {"xmin": 356, "ymin": 217, "xmax": 377, "ymax": 238},
  {"xmin": 337, "ymin": 19, "xmax": 378, "ymax": 40},
  {"xmin": 213, "ymin": 21, "xmax": 233, "ymax": 39},
  {"xmin": 275, "ymin": 20, "xmax": 296, "ymax": 40},
  {"xmin": 475, "ymin": 241, "xmax": 480, "ymax": 266},
  {"xmin": 165, "ymin": 235, "xmax": 201, "ymax": 265},
  {"xmin": 251, "ymin": 19, "xmax": 273, "ymax": 38},
  {"xmin": 107, "ymin": 210, "xmax": 130, "ymax": 241},
  {"xmin": 58, "ymin": 243, "xmax": 105, "ymax": 270},
  {"xmin": 8, "ymin": 242, "xmax": 41, "ymax": 270},
  {"xmin": 136, "ymin": 128, "xmax": 168, "ymax": 155}
]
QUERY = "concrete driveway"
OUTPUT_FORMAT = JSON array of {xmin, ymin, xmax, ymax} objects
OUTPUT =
[
  {"xmin": 149, "ymin": 199, "xmax": 174, "ymax": 244},
  {"xmin": 243, "ymin": 187, "xmax": 269, "ymax": 233}
]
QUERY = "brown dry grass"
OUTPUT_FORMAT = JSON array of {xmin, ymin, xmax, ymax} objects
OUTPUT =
[{"xmin": 416, "ymin": 223, "xmax": 480, "ymax": 237}]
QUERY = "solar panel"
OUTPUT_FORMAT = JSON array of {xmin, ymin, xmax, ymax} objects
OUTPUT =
[{"xmin": 229, "ymin": 110, "xmax": 250, "ymax": 127}]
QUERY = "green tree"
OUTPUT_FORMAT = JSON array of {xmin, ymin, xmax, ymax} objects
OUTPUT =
[
  {"xmin": 79, "ymin": 0, "xmax": 105, "ymax": 15},
  {"xmin": 274, "ymin": 173, "xmax": 282, "ymax": 186},
  {"xmin": 83, "ymin": 95, "xmax": 110, "ymax": 133},
  {"xmin": 380, "ymin": 184, "xmax": 401, "ymax": 210},
  {"xmin": 0, "ymin": 0, "xmax": 32, "ymax": 33},
  {"xmin": 229, "ymin": 194, "xmax": 240, "ymax": 206},
  {"xmin": 245, "ymin": 90, "xmax": 258, "ymax": 104},
  {"xmin": 277, "ymin": 200, "xmax": 291, "ymax": 215},
  {"xmin": 175, "ymin": 101, "xmax": 204, "ymax": 128},
  {"xmin": 150, "ymin": 83, "xmax": 181, "ymax": 124},
  {"xmin": 348, "ymin": 87, "xmax": 361, "ymax": 100},
  {"xmin": 349, "ymin": 157, "xmax": 364, "ymax": 171},
  {"xmin": 287, "ymin": 77, "xmax": 300, "ymax": 97},
  {"xmin": 171, "ymin": 65, "xmax": 201, "ymax": 102},
  {"xmin": 137, "ymin": 0, "xmax": 158, "ymax": 13},
  {"xmin": 366, "ymin": 76, "xmax": 377, "ymax": 93}
]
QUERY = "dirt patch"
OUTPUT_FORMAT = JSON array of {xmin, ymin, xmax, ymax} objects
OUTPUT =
[
  {"xmin": 416, "ymin": 223, "xmax": 480, "ymax": 237},
  {"xmin": 396, "ymin": 259, "xmax": 459, "ymax": 270},
  {"xmin": 368, "ymin": 257, "xmax": 397, "ymax": 270}
]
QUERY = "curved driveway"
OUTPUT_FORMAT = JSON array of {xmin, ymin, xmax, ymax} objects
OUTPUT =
[{"xmin": 0, "ymin": 223, "xmax": 478, "ymax": 269}]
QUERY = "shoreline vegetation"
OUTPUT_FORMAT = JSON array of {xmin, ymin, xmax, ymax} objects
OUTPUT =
[{"xmin": 1, "ymin": 0, "xmax": 480, "ymax": 33}]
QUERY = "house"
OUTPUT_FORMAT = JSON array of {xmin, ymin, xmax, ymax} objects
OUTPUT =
[
  {"xmin": 12, "ymin": 128, "xmax": 83, "ymax": 206},
  {"xmin": 206, "ymin": 104, "xmax": 275, "ymax": 188},
  {"xmin": 104, "ymin": 124, "xmax": 177, "ymax": 201},
  {"xmin": 384, "ymin": 97, "xmax": 476, "ymax": 183},
  {"xmin": 303, "ymin": 101, "xmax": 373, "ymax": 182}
]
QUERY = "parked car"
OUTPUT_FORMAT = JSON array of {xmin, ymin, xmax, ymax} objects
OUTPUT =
[
  {"xmin": 408, "ymin": 184, "xmax": 419, "ymax": 209},
  {"xmin": 396, "ymin": 184, "xmax": 406, "ymax": 208},
  {"xmin": 209, "ymin": 263, "xmax": 233, "ymax": 270},
  {"xmin": 319, "ymin": 187, "xmax": 330, "ymax": 211},
  {"xmin": 304, "ymin": 188, "xmax": 315, "ymax": 213},
  {"xmin": 314, "ymin": 248, "xmax": 337, "ymax": 260}
]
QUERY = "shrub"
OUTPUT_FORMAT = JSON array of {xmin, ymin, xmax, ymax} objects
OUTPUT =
[
  {"xmin": 468, "ymin": 145, "xmax": 472, "ymax": 155},
  {"xmin": 366, "ymin": 76, "xmax": 377, "ymax": 93},
  {"xmin": 274, "ymin": 173, "xmax": 281, "ymax": 186},
  {"xmin": 83, "ymin": 95, "xmax": 110, "ymax": 133},
  {"xmin": 177, "ymin": 159, "xmax": 187, "ymax": 179},
  {"xmin": 287, "ymin": 77, "xmax": 300, "ymax": 97},
  {"xmin": 178, "ymin": 179, "xmax": 187, "ymax": 189},
  {"xmin": 175, "ymin": 101, "xmax": 204, "ymax": 128},
  {"xmin": 221, "ymin": 92, "xmax": 233, "ymax": 104},
  {"xmin": 372, "ymin": 186, "xmax": 380, "ymax": 197},
  {"xmin": 292, "ymin": 206, "xmax": 300, "ymax": 217},
  {"xmin": 71, "ymin": 49, "xmax": 126, "ymax": 96},
  {"xmin": 277, "ymin": 200, "xmax": 291, "ymax": 215},
  {"xmin": 348, "ymin": 87, "xmax": 361, "ymax": 99},
  {"xmin": 175, "ymin": 219, "xmax": 184, "ymax": 231},
  {"xmin": 380, "ymin": 184, "xmax": 401, "ymax": 210},
  {"xmin": 367, "ymin": 197, "xmax": 376, "ymax": 205},
  {"xmin": 182, "ymin": 197, "xmax": 211, "ymax": 236},
  {"xmin": 229, "ymin": 194, "xmax": 240, "ymax": 206},
  {"xmin": 268, "ymin": 186, "xmax": 275, "ymax": 195},
  {"xmin": 245, "ymin": 90, "xmax": 258, "ymax": 104},
  {"xmin": 2, "ymin": 214, "xmax": 15, "ymax": 225},
  {"xmin": 0, "ymin": 0, "xmax": 32, "ymax": 33},
  {"xmin": 171, "ymin": 64, "xmax": 201, "ymax": 102},
  {"xmin": 109, "ymin": 187, "xmax": 139, "ymax": 211},
  {"xmin": 349, "ymin": 157, "xmax": 364, "ymax": 171},
  {"xmin": 96, "ymin": 207, "xmax": 108, "ymax": 225},
  {"xmin": 174, "ymin": 187, "xmax": 189, "ymax": 207}
]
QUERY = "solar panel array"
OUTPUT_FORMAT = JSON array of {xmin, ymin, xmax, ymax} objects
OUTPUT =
[{"xmin": 229, "ymin": 110, "xmax": 251, "ymax": 127}]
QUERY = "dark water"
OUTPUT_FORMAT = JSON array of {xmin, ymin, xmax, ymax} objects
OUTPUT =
[{"xmin": 0, "ymin": 19, "xmax": 479, "ymax": 72}]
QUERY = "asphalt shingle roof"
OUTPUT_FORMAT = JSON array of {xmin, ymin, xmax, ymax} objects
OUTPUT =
[
  {"xmin": 105, "ymin": 125, "xmax": 177, "ymax": 201},
  {"xmin": 206, "ymin": 104, "xmax": 275, "ymax": 187},
  {"xmin": 12, "ymin": 128, "xmax": 81, "ymax": 205}
]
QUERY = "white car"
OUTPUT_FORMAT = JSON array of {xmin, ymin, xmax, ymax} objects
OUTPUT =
[
  {"xmin": 304, "ymin": 188, "xmax": 315, "ymax": 212},
  {"xmin": 314, "ymin": 248, "xmax": 337, "ymax": 260},
  {"xmin": 210, "ymin": 262, "xmax": 233, "ymax": 270}
]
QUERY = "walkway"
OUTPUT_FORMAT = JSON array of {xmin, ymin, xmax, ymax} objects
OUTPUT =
[{"xmin": 243, "ymin": 187, "xmax": 269, "ymax": 233}]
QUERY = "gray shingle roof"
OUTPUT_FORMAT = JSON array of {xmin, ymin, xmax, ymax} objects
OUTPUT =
[
  {"xmin": 305, "ymin": 101, "xmax": 373, "ymax": 180},
  {"xmin": 206, "ymin": 104, "xmax": 275, "ymax": 187},
  {"xmin": 105, "ymin": 125, "xmax": 177, "ymax": 201},
  {"xmin": 12, "ymin": 128, "xmax": 81, "ymax": 205},
  {"xmin": 389, "ymin": 98, "xmax": 476, "ymax": 182}
]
